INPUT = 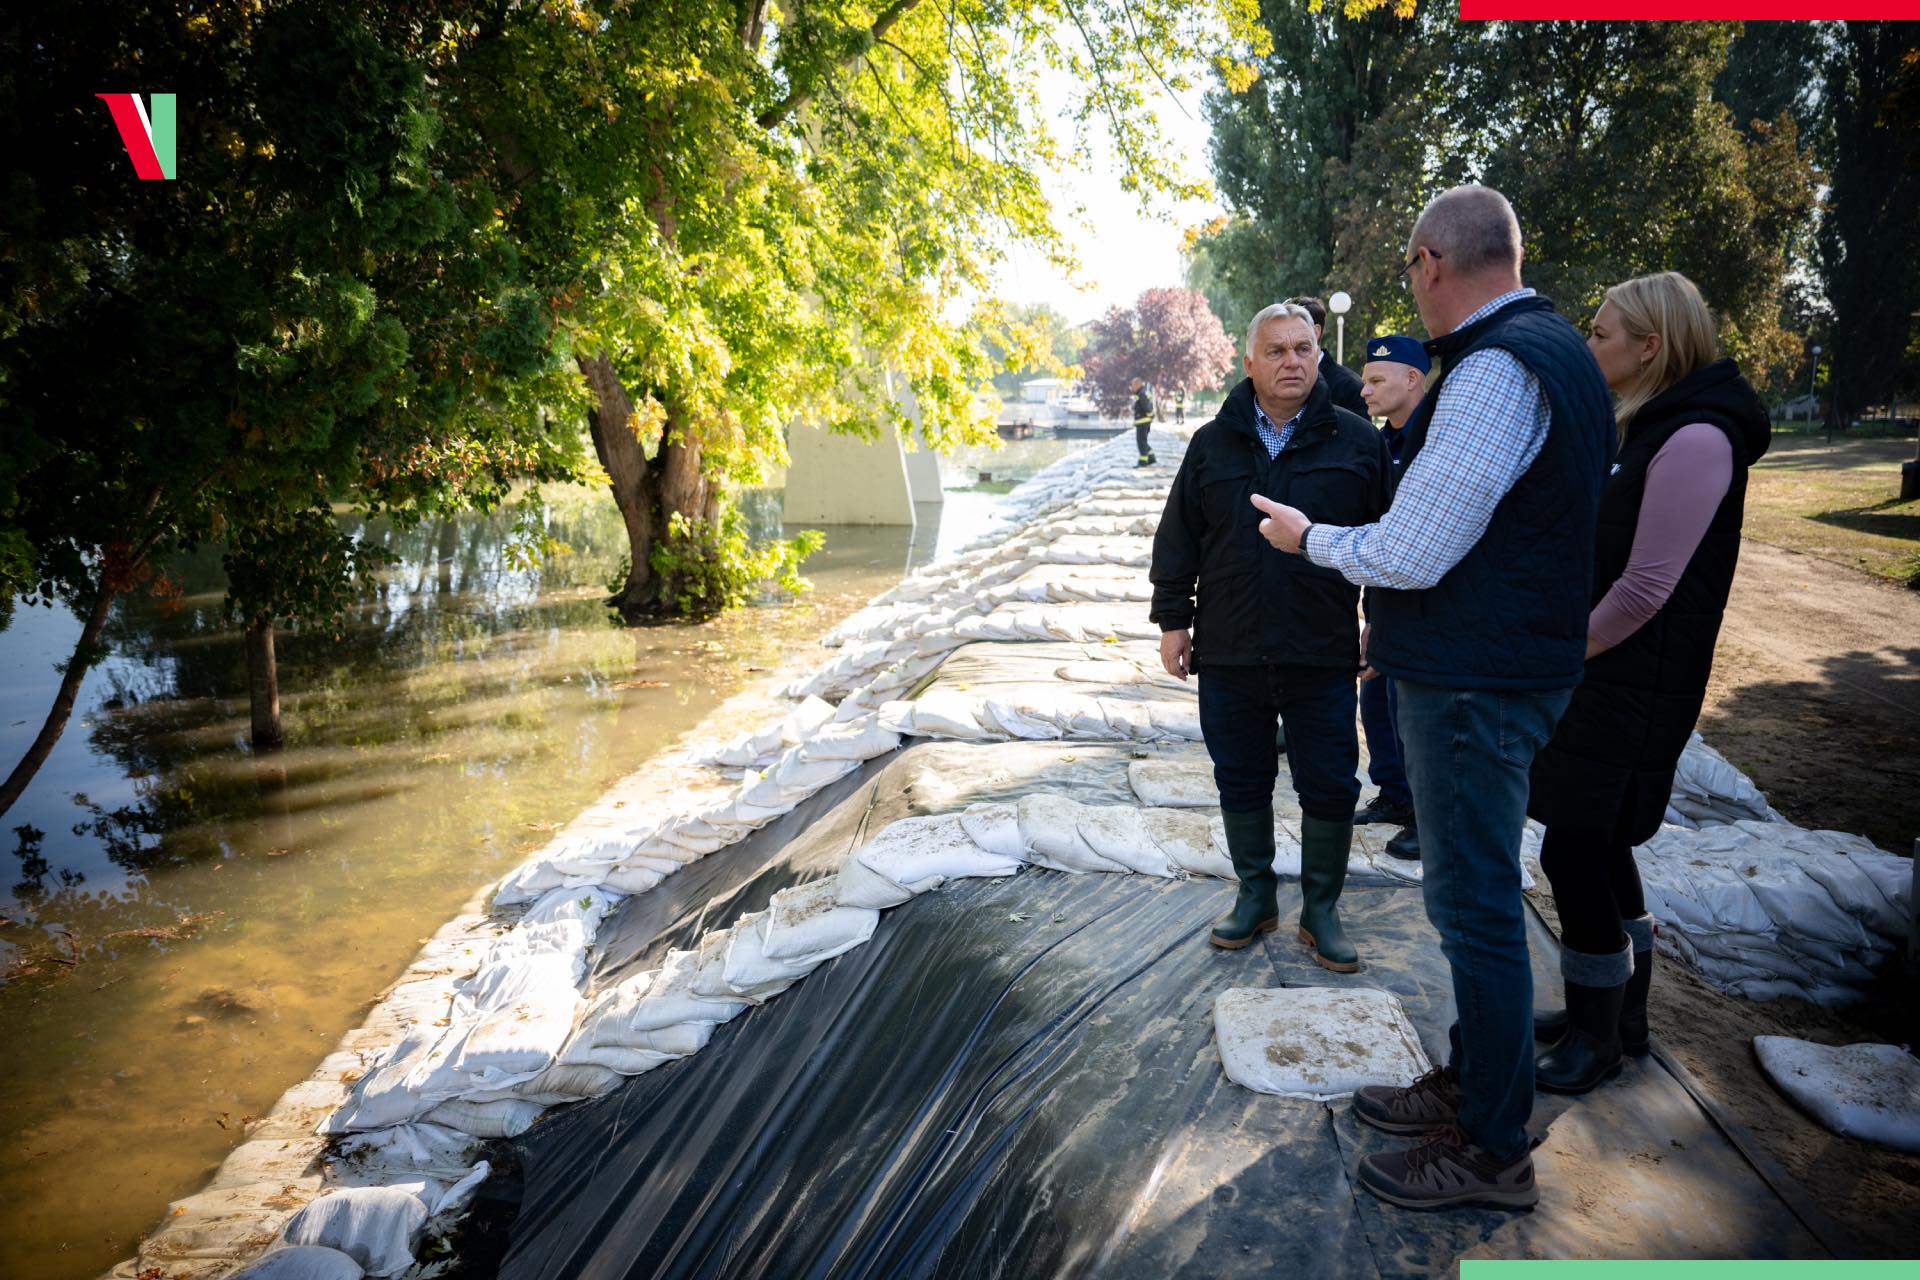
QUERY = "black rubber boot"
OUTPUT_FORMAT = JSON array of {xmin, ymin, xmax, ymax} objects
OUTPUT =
[
  {"xmin": 1382, "ymin": 823, "xmax": 1419, "ymax": 861},
  {"xmin": 1533, "ymin": 960, "xmax": 1652, "ymax": 1054},
  {"xmin": 1297, "ymin": 815, "xmax": 1359, "ymax": 972},
  {"xmin": 1617, "ymin": 948, "xmax": 1653, "ymax": 1056},
  {"xmin": 1535, "ymin": 977, "xmax": 1628, "ymax": 1095},
  {"xmin": 1209, "ymin": 808, "xmax": 1279, "ymax": 950}
]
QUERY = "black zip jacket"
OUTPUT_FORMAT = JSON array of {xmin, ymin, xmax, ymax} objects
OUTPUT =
[{"xmin": 1149, "ymin": 376, "xmax": 1391, "ymax": 669}]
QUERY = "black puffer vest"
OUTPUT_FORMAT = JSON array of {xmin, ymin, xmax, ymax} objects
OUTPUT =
[
  {"xmin": 1365, "ymin": 294, "xmax": 1615, "ymax": 689},
  {"xmin": 1528, "ymin": 358, "xmax": 1772, "ymax": 844}
]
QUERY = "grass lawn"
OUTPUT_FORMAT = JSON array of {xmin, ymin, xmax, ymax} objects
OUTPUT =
[{"xmin": 1744, "ymin": 427, "xmax": 1920, "ymax": 587}]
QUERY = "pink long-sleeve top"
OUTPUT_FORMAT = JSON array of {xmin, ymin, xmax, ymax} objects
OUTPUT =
[{"xmin": 1588, "ymin": 423, "xmax": 1735, "ymax": 653}]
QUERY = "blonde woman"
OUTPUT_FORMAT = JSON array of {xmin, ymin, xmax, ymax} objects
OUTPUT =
[{"xmin": 1526, "ymin": 271, "xmax": 1771, "ymax": 1094}]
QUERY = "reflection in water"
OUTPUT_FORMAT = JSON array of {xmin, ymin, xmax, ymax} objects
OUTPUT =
[{"xmin": 0, "ymin": 439, "xmax": 1097, "ymax": 1280}]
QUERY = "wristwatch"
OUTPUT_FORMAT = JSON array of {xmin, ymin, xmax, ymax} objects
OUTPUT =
[{"xmin": 1298, "ymin": 521, "xmax": 1313, "ymax": 555}]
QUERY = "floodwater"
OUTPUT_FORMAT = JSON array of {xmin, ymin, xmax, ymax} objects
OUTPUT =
[{"xmin": 0, "ymin": 432, "xmax": 1109, "ymax": 1280}]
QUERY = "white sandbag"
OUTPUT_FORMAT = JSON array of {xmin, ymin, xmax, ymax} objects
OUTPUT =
[
  {"xmin": 420, "ymin": 1097, "xmax": 544, "ymax": 1139},
  {"xmin": 1016, "ymin": 794, "xmax": 1127, "ymax": 873},
  {"xmin": 323, "ymin": 1028, "xmax": 442, "ymax": 1133},
  {"xmin": 887, "ymin": 689, "xmax": 991, "ymax": 740},
  {"xmin": 430, "ymin": 988, "xmax": 582, "ymax": 1085},
  {"xmin": 957, "ymin": 803, "xmax": 1027, "ymax": 860},
  {"xmin": 720, "ymin": 915, "xmax": 820, "ymax": 994},
  {"xmin": 1214, "ymin": 986, "xmax": 1432, "ymax": 1102},
  {"xmin": 1668, "ymin": 733, "xmax": 1783, "ymax": 825},
  {"xmin": 1754, "ymin": 1037, "xmax": 1920, "ymax": 1153},
  {"xmin": 229, "ymin": 1246, "xmax": 366, "ymax": 1280},
  {"xmin": 837, "ymin": 813, "xmax": 1025, "ymax": 909},
  {"xmin": 280, "ymin": 1188, "xmax": 426, "ymax": 1278},
  {"xmin": 759, "ymin": 879, "xmax": 881, "ymax": 961},
  {"xmin": 1076, "ymin": 805, "xmax": 1175, "ymax": 877},
  {"xmin": 459, "ymin": 949, "xmax": 582, "ymax": 1014},
  {"xmin": 1145, "ymin": 808, "xmax": 1231, "ymax": 879},
  {"xmin": 562, "ymin": 1041, "xmax": 685, "ymax": 1074},
  {"xmin": 333, "ymin": 1124, "xmax": 479, "ymax": 1183},
  {"xmin": 798, "ymin": 715, "xmax": 903, "ymax": 762},
  {"xmin": 466, "ymin": 1060, "xmax": 623, "ymax": 1104},
  {"xmin": 626, "ymin": 951, "xmax": 752, "ymax": 1030},
  {"xmin": 981, "ymin": 696, "xmax": 1067, "ymax": 740}
]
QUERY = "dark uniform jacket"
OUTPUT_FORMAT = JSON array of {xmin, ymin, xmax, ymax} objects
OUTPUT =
[
  {"xmin": 1528, "ymin": 358, "xmax": 1771, "ymax": 844},
  {"xmin": 1319, "ymin": 351, "xmax": 1369, "ymax": 418},
  {"xmin": 1150, "ymin": 375, "xmax": 1390, "ymax": 670}
]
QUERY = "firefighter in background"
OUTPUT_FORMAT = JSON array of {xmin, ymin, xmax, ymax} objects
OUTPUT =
[{"xmin": 1132, "ymin": 378, "xmax": 1156, "ymax": 467}]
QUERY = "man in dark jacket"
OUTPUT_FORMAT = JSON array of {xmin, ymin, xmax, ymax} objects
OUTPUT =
[
  {"xmin": 1288, "ymin": 295, "xmax": 1370, "ymax": 418},
  {"xmin": 1131, "ymin": 378, "xmax": 1156, "ymax": 467},
  {"xmin": 1150, "ymin": 302, "xmax": 1391, "ymax": 969}
]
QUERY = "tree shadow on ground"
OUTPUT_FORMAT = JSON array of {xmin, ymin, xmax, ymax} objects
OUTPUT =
[{"xmin": 1696, "ymin": 644, "xmax": 1920, "ymax": 856}]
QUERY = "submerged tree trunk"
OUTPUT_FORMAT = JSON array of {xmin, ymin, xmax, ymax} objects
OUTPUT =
[
  {"xmin": 0, "ymin": 581, "xmax": 119, "ymax": 819},
  {"xmin": 245, "ymin": 612, "xmax": 283, "ymax": 749}
]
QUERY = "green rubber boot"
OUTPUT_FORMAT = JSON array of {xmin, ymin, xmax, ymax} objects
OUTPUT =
[
  {"xmin": 1298, "ymin": 815, "xmax": 1360, "ymax": 972},
  {"xmin": 1209, "ymin": 808, "xmax": 1279, "ymax": 950}
]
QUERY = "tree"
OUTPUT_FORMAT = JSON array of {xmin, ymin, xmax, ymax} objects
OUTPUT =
[
  {"xmin": 1452, "ymin": 23, "xmax": 1817, "ymax": 376},
  {"xmin": 1192, "ymin": 0, "xmax": 1443, "ymax": 337},
  {"xmin": 0, "ymin": 2, "xmax": 582, "ymax": 813},
  {"xmin": 1081, "ymin": 286, "xmax": 1238, "ymax": 416},
  {"xmin": 981, "ymin": 304, "xmax": 1086, "ymax": 397},
  {"xmin": 448, "ymin": 0, "xmax": 1266, "ymax": 617},
  {"xmin": 1817, "ymin": 21, "xmax": 1920, "ymax": 426},
  {"xmin": 1715, "ymin": 20, "xmax": 1829, "ymax": 139}
]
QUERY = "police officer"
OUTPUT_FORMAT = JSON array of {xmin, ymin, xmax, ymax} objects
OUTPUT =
[
  {"xmin": 1352, "ymin": 336, "xmax": 1430, "ymax": 857},
  {"xmin": 1131, "ymin": 378, "xmax": 1156, "ymax": 467},
  {"xmin": 1150, "ymin": 303, "xmax": 1392, "ymax": 969}
]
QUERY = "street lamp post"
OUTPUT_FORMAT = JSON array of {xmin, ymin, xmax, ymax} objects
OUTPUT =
[
  {"xmin": 1807, "ymin": 344, "xmax": 1820, "ymax": 424},
  {"xmin": 1329, "ymin": 290, "xmax": 1352, "ymax": 367}
]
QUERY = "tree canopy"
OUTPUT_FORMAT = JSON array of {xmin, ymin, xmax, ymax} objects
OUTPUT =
[
  {"xmin": 1193, "ymin": 11, "xmax": 1824, "ymax": 385},
  {"xmin": 1081, "ymin": 286, "xmax": 1238, "ymax": 415}
]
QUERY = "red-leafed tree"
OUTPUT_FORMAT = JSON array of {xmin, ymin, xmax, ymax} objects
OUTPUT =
[{"xmin": 1081, "ymin": 287, "xmax": 1238, "ymax": 417}]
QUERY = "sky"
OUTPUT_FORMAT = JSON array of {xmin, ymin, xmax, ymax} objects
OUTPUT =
[{"xmin": 985, "ymin": 68, "xmax": 1224, "ymax": 327}]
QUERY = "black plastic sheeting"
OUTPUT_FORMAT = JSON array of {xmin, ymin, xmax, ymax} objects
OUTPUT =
[{"xmin": 500, "ymin": 741, "xmax": 1825, "ymax": 1278}]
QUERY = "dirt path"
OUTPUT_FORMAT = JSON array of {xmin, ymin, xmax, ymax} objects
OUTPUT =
[{"xmin": 1700, "ymin": 537, "xmax": 1920, "ymax": 855}]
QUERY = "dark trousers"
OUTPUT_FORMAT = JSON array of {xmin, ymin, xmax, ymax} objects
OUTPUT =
[
  {"xmin": 1539, "ymin": 825, "xmax": 1645, "ymax": 955},
  {"xmin": 1196, "ymin": 663, "xmax": 1360, "ymax": 820},
  {"xmin": 1358, "ymin": 673, "xmax": 1410, "ymax": 808},
  {"xmin": 1395, "ymin": 679, "xmax": 1572, "ymax": 1163},
  {"xmin": 1135, "ymin": 419, "xmax": 1153, "ymax": 458}
]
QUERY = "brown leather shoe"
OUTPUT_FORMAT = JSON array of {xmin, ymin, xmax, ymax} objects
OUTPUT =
[
  {"xmin": 1357, "ymin": 1124, "xmax": 1538, "ymax": 1210},
  {"xmin": 1351, "ymin": 1065, "xmax": 1462, "ymax": 1135}
]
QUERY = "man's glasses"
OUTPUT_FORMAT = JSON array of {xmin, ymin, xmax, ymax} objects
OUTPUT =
[{"xmin": 1399, "ymin": 247, "xmax": 1441, "ymax": 291}]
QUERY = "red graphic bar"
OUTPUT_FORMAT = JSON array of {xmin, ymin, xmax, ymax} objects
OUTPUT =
[
  {"xmin": 96, "ymin": 93, "xmax": 165, "ymax": 180},
  {"xmin": 1462, "ymin": 1, "xmax": 1920, "ymax": 14}
]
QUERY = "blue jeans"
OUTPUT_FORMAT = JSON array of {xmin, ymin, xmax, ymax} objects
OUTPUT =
[
  {"xmin": 1196, "ymin": 664, "xmax": 1360, "ymax": 820},
  {"xmin": 1393, "ymin": 679, "xmax": 1572, "ymax": 1162},
  {"xmin": 1358, "ymin": 674, "xmax": 1410, "ymax": 808}
]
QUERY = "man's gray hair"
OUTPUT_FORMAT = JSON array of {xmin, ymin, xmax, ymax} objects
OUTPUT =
[
  {"xmin": 1244, "ymin": 302, "xmax": 1316, "ymax": 357},
  {"xmin": 1409, "ymin": 185, "xmax": 1523, "ymax": 277}
]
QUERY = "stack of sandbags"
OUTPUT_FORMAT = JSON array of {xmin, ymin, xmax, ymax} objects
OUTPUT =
[{"xmin": 1634, "ymin": 820, "xmax": 1910, "ymax": 1004}]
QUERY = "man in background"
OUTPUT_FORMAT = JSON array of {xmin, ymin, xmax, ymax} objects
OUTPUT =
[{"xmin": 1287, "ymin": 295, "xmax": 1370, "ymax": 418}]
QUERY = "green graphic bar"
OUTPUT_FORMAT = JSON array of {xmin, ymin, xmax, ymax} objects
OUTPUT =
[{"xmin": 148, "ymin": 93, "xmax": 175, "ymax": 179}]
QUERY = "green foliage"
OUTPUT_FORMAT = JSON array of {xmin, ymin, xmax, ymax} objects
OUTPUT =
[
  {"xmin": 1198, "ymin": 9, "xmax": 1820, "ymax": 385},
  {"xmin": 645, "ymin": 509, "xmax": 826, "ymax": 619}
]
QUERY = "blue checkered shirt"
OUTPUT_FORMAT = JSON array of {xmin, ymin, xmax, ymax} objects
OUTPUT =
[
  {"xmin": 1253, "ymin": 398, "xmax": 1302, "ymax": 458},
  {"xmin": 1302, "ymin": 289, "xmax": 1550, "ymax": 589}
]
